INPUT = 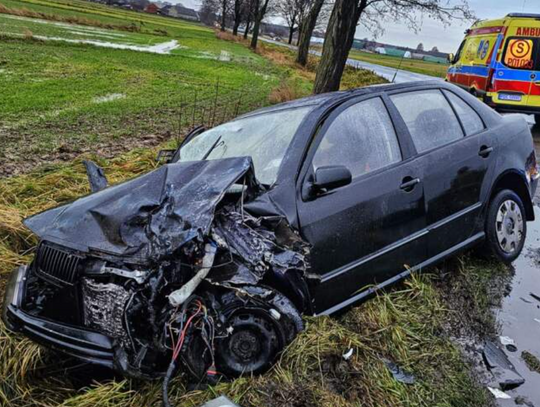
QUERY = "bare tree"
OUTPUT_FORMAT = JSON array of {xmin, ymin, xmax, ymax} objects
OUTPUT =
[
  {"xmin": 232, "ymin": 0, "xmax": 247, "ymax": 35},
  {"xmin": 295, "ymin": 0, "xmax": 326, "ymax": 65},
  {"xmin": 200, "ymin": 0, "xmax": 219, "ymax": 26},
  {"xmin": 277, "ymin": 0, "xmax": 308, "ymax": 44},
  {"xmin": 244, "ymin": 0, "xmax": 256, "ymax": 38},
  {"xmin": 313, "ymin": 0, "xmax": 474, "ymax": 94},
  {"xmin": 211, "ymin": 0, "xmax": 233, "ymax": 31},
  {"xmin": 250, "ymin": 0, "xmax": 272, "ymax": 49}
]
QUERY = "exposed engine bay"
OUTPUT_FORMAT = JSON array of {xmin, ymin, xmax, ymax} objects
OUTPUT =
[{"xmin": 17, "ymin": 157, "xmax": 314, "ymax": 382}]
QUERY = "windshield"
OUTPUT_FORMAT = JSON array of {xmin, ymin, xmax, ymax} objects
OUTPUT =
[{"xmin": 178, "ymin": 106, "xmax": 313, "ymax": 185}]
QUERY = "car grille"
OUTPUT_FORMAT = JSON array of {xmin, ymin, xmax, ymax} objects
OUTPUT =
[{"xmin": 35, "ymin": 243, "xmax": 82, "ymax": 286}]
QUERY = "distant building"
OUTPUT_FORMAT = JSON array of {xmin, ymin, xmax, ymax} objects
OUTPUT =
[
  {"xmin": 130, "ymin": 0, "xmax": 150, "ymax": 11},
  {"xmin": 144, "ymin": 3, "xmax": 159, "ymax": 13},
  {"xmin": 161, "ymin": 4, "xmax": 199, "ymax": 21}
]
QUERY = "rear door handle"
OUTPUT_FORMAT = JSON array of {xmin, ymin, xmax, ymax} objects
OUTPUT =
[
  {"xmin": 479, "ymin": 145, "xmax": 494, "ymax": 158},
  {"xmin": 400, "ymin": 177, "xmax": 420, "ymax": 192}
]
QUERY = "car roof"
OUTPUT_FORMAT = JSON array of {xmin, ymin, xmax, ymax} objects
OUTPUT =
[{"xmin": 237, "ymin": 80, "xmax": 445, "ymax": 119}]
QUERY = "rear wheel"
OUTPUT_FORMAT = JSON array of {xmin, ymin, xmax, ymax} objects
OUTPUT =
[{"xmin": 483, "ymin": 189, "xmax": 526, "ymax": 264}]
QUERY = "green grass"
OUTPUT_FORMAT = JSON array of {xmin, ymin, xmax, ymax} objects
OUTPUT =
[
  {"xmin": 0, "ymin": 0, "xmax": 300, "ymax": 176},
  {"xmin": 346, "ymin": 48, "xmax": 449, "ymax": 78}
]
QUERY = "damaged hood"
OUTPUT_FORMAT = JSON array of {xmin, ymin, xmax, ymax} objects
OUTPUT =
[{"xmin": 25, "ymin": 157, "xmax": 259, "ymax": 261}]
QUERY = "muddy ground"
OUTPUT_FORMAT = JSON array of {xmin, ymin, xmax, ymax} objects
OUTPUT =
[{"xmin": 444, "ymin": 119, "xmax": 540, "ymax": 407}]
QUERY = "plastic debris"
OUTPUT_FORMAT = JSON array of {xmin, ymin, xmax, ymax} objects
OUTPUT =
[
  {"xmin": 83, "ymin": 160, "xmax": 108, "ymax": 193},
  {"xmin": 529, "ymin": 292, "xmax": 540, "ymax": 303},
  {"xmin": 487, "ymin": 387, "xmax": 512, "ymax": 400},
  {"xmin": 500, "ymin": 336, "xmax": 515, "ymax": 346},
  {"xmin": 342, "ymin": 348, "xmax": 354, "ymax": 360},
  {"xmin": 382, "ymin": 358, "xmax": 415, "ymax": 385},
  {"xmin": 200, "ymin": 396, "xmax": 240, "ymax": 407},
  {"xmin": 483, "ymin": 341, "xmax": 525, "ymax": 390}
]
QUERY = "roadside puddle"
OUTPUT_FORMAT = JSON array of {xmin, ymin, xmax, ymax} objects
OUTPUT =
[{"xmin": 488, "ymin": 130, "xmax": 540, "ymax": 406}]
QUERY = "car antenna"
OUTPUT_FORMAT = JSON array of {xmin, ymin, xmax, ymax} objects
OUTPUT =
[{"xmin": 392, "ymin": 47, "xmax": 408, "ymax": 83}]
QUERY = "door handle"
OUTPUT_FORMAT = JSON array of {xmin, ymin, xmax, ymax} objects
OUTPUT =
[
  {"xmin": 479, "ymin": 145, "xmax": 494, "ymax": 158},
  {"xmin": 400, "ymin": 177, "xmax": 420, "ymax": 192}
]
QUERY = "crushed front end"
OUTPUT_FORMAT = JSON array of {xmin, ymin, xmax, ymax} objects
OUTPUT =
[{"xmin": 2, "ymin": 157, "xmax": 314, "ymax": 380}]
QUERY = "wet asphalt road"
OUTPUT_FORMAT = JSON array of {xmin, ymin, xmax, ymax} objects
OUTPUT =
[
  {"xmin": 492, "ymin": 117, "xmax": 540, "ymax": 406},
  {"xmin": 260, "ymin": 37, "xmax": 437, "ymax": 84}
]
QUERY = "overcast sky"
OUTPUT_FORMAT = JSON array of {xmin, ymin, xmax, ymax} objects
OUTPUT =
[{"xmin": 175, "ymin": 0, "xmax": 535, "ymax": 53}]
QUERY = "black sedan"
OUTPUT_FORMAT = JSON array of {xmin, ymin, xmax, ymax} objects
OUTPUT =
[{"xmin": 3, "ymin": 81, "xmax": 538, "ymax": 382}]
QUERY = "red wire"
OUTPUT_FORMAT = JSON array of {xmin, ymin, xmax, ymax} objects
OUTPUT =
[{"xmin": 172, "ymin": 301, "xmax": 202, "ymax": 362}]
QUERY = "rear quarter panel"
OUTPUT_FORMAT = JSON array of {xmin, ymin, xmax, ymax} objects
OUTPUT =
[{"xmin": 488, "ymin": 114, "xmax": 535, "ymax": 202}]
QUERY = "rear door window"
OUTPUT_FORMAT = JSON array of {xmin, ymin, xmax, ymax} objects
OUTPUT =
[
  {"xmin": 391, "ymin": 89, "xmax": 464, "ymax": 153},
  {"xmin": 443, "ymin": 91, "xmax": 485, "ymax": 135},
  {"xmin": 503, "ymin": 37, "xmax": 540, "ymax": 70},
  {"xmin": 312, "ymin": 97, "xmax": 402, "ymax": 179}
]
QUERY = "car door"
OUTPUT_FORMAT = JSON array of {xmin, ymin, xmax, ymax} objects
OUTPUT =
[
  {"xmin": 296, "ymin": 96, "xmax": 427, "ymax": 314},
  {"xmin": 389, "ymin": 88, "xmax": 494, "ymax": 258}
]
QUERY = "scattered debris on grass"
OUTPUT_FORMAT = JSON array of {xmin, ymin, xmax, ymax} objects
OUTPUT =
[
  {"xmin": 487, "ymin": 387, "xmax": 512, "ymax": 400},
  {"xmin": 482, "ymin": 341, "xmax": 525, "ymax": 391},
  {"xmin": 382, "ymin": 359, "xmax": 415, "ymax": 385}
]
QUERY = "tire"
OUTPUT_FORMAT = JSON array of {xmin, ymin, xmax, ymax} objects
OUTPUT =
[
  {"xmin": 535, "ymin": 114, "xmax": 540, "ymax": 127},
  {"xmin": 215, "ymin": 287, "xmax": 302, "ymax": 377},
  {"xmin": 483, "ymin": 189, "xmax": 527, "ymax": 264}
]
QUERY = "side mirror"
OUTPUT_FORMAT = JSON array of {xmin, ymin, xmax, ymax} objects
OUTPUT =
[
  {"xmin": 313, "ymin": 165, "xmax": 352, "ymax": 192},
  {"xmin": 447, "ymin": 53, "xmax": 455, "ymax": 64}
]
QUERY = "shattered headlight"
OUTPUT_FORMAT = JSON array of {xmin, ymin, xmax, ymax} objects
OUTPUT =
[{"xmin": 2, "ymin": 266, "xmax": 27, "ymax": 323}]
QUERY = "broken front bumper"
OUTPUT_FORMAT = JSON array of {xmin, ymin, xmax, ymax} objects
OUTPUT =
[{"xmin": 2, "ymin": 265, "xmax": 115, "ymax": 368}]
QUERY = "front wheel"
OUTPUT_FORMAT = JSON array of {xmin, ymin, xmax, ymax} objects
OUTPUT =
[{"xmin": 483, "ymin": 189, "xmax": 527, "ymax": 264}]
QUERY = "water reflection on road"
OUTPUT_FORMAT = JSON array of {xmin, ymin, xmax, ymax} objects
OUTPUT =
[{"xmin": 493, "ymin": 116, "xmax": 540, "ymax": 406}]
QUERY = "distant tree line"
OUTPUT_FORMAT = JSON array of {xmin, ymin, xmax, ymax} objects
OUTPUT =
[{"xmin": 202, "ymin": 0, "xmax": 474, "ymax": 93}]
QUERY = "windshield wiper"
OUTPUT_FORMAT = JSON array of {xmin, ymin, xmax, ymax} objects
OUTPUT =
[{"xmin": 201, "ymin": 135, "xmax": 224, "ymax": 161}]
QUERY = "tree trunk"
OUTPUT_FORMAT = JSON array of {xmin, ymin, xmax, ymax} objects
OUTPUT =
[
  {"xmin": 232, "ymin": 0, "xmax": 241, "ymax": 35},
  {"xmin": 220, "ymin": 12, "xmax": 226, "ymax": 31},
  {"xmin": 220, "ymin": 0, "xmax": 227, "ymax": 31},
  {"xmin": 313, "ymin": 0, "xmax": 367, "ymax": 94},
  {"xmin": 233, "ymin": 19, "xmax": 241, "ymax": 35},
  {"xmin": 288, "ymin": 25, "xmax": 295, "ymax": 44},
  {"xmin": 295, "ymin": 0, "xmax": 324, "ymax": 66},
  {"xmin": 244, "ymin": 18, "xmax": 251, "ymax": 38},
  {"xmin": 250, "ymin": 0, "xmax": 269, "ymax": 50},
  {"xmin": 250, "ymin": 15, "xmax": 261, "ymax": 49}
]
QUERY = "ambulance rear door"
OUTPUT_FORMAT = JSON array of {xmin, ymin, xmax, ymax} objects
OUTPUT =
[{"xmin": 496, "ymin": 34, "xmax": 540, "ymax": 106}]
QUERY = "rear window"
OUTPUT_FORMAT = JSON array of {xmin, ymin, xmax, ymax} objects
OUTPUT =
[
  {"xmin": 503, "ymin": 37, "xmax": 540, "ymax": 70},
  {"xmin": 391, "ymin": 90, "xmax": 464, "ymax": 153},
  {"xmin": 443, "ymin": 91, "xmax": 485, "ymax": 135}
]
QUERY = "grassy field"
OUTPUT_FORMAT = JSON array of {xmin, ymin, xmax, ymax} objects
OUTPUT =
[
  {"xmin": 0, "ymin": 0, "xmax": 297, "ymax": 177},
  {"xmin": 347, "ymin": 48, "xmax": 450, "ymax": 78},
  {"xmin": 0, "ymin": 1, "xmax": 505, "ymax": 406}
]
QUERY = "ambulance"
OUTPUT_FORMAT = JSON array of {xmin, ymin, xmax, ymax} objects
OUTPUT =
[{"xmin": 447, "ymin": 13, "xmax": 540, "ymax": 123}]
